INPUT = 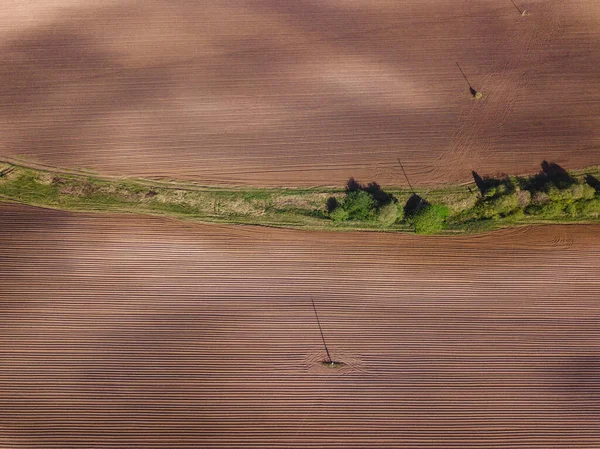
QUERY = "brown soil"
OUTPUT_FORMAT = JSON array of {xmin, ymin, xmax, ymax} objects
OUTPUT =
[
  {"xmin": 2, "ymin": 203, "xmax": 600, "ymax": 448},
  {"xmin": 1, "ymin": 1, "xmax": 599, "ymax": 186}
]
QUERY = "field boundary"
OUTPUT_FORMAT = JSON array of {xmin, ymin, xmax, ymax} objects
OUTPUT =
[{"xmin": 1, "ymin": 159, "xmax": 600, "ymax": 235}]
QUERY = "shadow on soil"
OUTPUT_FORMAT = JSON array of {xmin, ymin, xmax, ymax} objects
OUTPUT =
[
  {"xmin": 523, "ymin": 160, "xmax": 575, "ymax": 190},
  {"xmin": 473, "ymin": 161, "xmax": 575, "ymax": 194}
]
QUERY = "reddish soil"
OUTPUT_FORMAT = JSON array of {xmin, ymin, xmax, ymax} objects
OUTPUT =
[
  {"xmin": 1, "ymin": 1, "xmax": 599, "ymax": 186},
  {"xmin": 2, "ymin": 203, "xmax": 600, "ymax": 448}
]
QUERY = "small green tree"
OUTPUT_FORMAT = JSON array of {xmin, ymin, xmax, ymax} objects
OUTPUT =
[
  {"xmin": 579, "ymin": 197, "xmax": 600, "ymax": 217},
  {"xmin": 546, "ymin": 183, "xmax": 595, "ymax": 204},
  {"xmin": 377, "ymin": 202, "xmax": 402, "ymax": 227},
  {"xmin": 329, "ymin": 190, "xmax": 377, "ymax": 222},
  {"xmin": 330, "ymin": 206, "xmax": 350, "ymax": 222},
  {"xmin": 409, "ymin": 204, "xmax": 449, "ymax": 234},
  {"xmin": 474, "ymin": 192, "xmax": 521, "ymax": 219},
  {"xmin": 343, "ymin": 190, "xmax": 377, "ymax": 221},
  {"xmin": 327, "ymin": 178, "xmax": 397, "ymax": 223}
]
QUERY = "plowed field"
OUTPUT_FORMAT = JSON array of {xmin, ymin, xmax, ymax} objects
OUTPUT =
[
  {"xmin": 2, "ymin": 203, "xmax": 600, "ymax": 448},
  {"xmin": 1, "ymin": 1, "xmax": 600, "ymax": 186}
]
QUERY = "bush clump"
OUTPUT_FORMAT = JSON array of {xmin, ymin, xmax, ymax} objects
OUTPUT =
[
  {"xmin": 525, "ymin": 174, "xmax": 597, "ymax": 219},
  {"xmin": 578, "ymin": 197, "xmax": 600, "ymax": 217},
  {"xmin": 338, "ymin": 189, "xmax": 377, "ymax": 221},
  {"xmin": 326, "ymin": 163, "xmax": 600, "ymax": 233},
  {"xmin": 470, "ymin": 162, "xmax": 600, "ymax": 223},
  {"xmin": 546, "ymin": 183, "xmax": 595, "ymax": 204},
  {"xmin": 407, "ymin": 204, "xmax": 449, "ymax": 234},
  {"xmin": 327, "ymin": 178, "xmax": 400, "ymax": 226},
  {"xmin": 473, "ymin": 191, "xmax": 521, "ymax": 219},
  {"xmin": 378, "ymin": 202, "xmax": 403, "ymax": 226},
  {"xmin": 526, "ymin": 200, "xmax": 565, "ymax": 219}
]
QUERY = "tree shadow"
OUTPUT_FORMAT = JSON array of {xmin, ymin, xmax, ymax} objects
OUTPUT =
[
  {"xmin": 472, "ymin": 171, "xmax": 513, "ymax": 197},
  {"xmin": 584, "ymin": 174, "xmax": 600, "ymax": 192},
  {"xmin": 363, "ymin": 181, "xmax": 393, "ymax": 205},
  {"xmin": 345, "ymin": 177, "xmax": 362, "ymax": 193},
  {"xmin": 523, "ymin": 160, "xmax": 574, "ymax": 191},
  {"xmin": 326, "ymin": 196, "xmax": 339, "ymax": 213},
  {"xmin": 345, "ymin": 178, "xmax": 393, "ymax": 205},
  {"xmin": 542, "ymin": 160, "xmax": 571, "ymax": 182},
  {"xmin": 512, "ymin": 161, "xmax": 574, "ymax": 192},
  {"xmin": 404, "ymin": 194, "xmax": 429, "ymax": 217}
]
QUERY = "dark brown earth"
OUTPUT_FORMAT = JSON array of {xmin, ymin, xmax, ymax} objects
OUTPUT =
[
  {"xmin": 1, "ymin": 0, "xmax": 600, "ymax": 186},
  {"xmin": 2, "ymin": 203, "xmax": 600, "ymax": 448},
  {"xmin": 2, "ymin": 2, "xmax": 600, "ymax": 447}
]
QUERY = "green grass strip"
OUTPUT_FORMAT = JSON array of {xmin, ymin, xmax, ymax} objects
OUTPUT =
[{"xmin": 1, "ymin": 160, "xmax": 599, "ymax": 235}]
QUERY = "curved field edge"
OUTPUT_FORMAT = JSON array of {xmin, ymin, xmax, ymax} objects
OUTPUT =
[{"xmin": 1, "ymin": 160, "xmax": 600, "ymax": 235}]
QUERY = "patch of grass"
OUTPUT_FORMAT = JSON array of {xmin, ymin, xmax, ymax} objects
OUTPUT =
[
  {"xmin": 0, "ymin": 171, "xmax": 60, "ymax": 203},
  {"xmin": 242, "ymin": 190, "xmax": 273, "ymax": 202}
]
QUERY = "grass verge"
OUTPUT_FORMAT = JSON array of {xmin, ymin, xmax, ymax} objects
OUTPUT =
[{"xmin": 1, "ymin": 160, "xmax": 600, "ymax": 235}]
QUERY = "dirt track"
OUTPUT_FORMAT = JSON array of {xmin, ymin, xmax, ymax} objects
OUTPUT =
[
  {"xmin": 2, "ymin": 203, "xmax": 600, "ymax": 448},
  {"xmin": 1, "ymin": 0, "xmax": 599, "ymax": 186}
]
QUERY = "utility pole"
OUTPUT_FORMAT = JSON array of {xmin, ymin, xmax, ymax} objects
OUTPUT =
[
  {"xmin": 456, "ymin": 62, "xmax": 482, "ymax": 98},
  {"xmin": 310, "ymin": 297, "xmax": 332, "ymax": 364}
]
